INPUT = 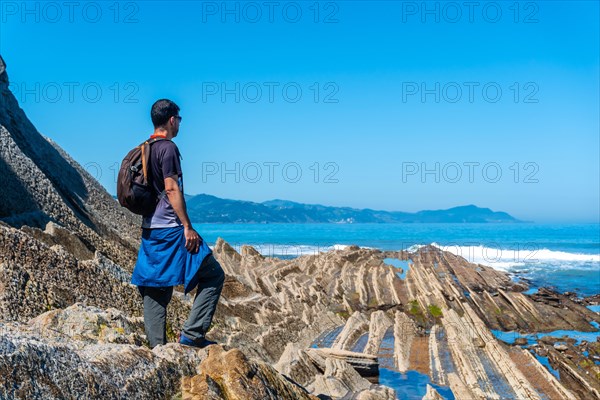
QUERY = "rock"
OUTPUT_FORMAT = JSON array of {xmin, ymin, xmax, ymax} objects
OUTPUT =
[
  {"xmin": 332, "ymin": 311, "xmax": 369, "ymax": 350},
  {"xmin": 275, "ymin": 345, "xmax": 323, "ymax": 388},
  {"xmin": 393, "ymin": 310, "xmax": 416, "ymax": 372},
  {"xmin": 537, "ymin": 347, "xmax": 549, "ymax": 357},
  {"xmin": 310, "ymin": 357, "xmax": 395, "ymax": 400},
  {"xmin": 209, "ymin": 236, "xmax": 400, "ymax": 366},
  {"xmin": 181, "ymin": 345, "xmax": 317, "ymax": 400},
  {"xmin": 312, "ymin": 358, "xmax": 371, "ymax": 397},
  {"xmin": 305, "ymin": 348, "xmax": 379, "ymax": 379},
  {"xmin": 422, "ymin": 384, "xmax": 444, "ymax": 400},
  {"xmin": 554, "ymin": 344, "xmax": 568, "ymax": 352},
  {"xmin": 514, "ymin": 337, "xmax": 528, "ymax": 346},
  {"xmin": 511, "ymin": 283, "xmax": 528, "ymax": 292},
  {"xmin": 0, "ymin": 105, "xmax": 140, "ymax": 269},
  {"xmin": 22, "ymin": 221, "xmax": 95, "ymax": 260},
  {"xmin": 0, "ymin": 312, "xmax": 204, "ymax": 399},
  {"xmin": 364, "ymin": 310, "xmax": 394, "ymax": 355},
  {"xmin": 540, "ymin": 336, "xmax": 561, "ymax": 345},
  {"xmin": 29, "ymin": 303, "xmax": 146, "ymax": 345}
]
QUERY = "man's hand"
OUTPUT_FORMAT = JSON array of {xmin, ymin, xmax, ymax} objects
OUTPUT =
[{"xmin": 184, "ymin": 226, "xmax": 201, "ymax": 253}]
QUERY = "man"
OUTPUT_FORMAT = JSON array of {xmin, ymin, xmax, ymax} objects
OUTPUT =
[{"xmin": 131, "ymin": 99, "xmax": 225, "ymax": 349}]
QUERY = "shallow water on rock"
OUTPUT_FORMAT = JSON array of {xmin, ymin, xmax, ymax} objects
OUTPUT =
[
  {"xmin": 491, "ymin": 328, "xmax": 600, "ymax": 346},
  {"xmin": 432, "ymin": 329, "xmax": 458, "ymax": 385},
  {"xmin": 351, "ymin": 332, "xmax": 369, "ymax": 353},
  {"xmin": 474, "ymin": 346, "xmax": 517, "ymax": 398},
  {"xmin": 311, "ymin": 326, "xmax": 343, "ymax": 348},
  {"xmin": 310, "ymin": 326, "xmax": 456, "ymax": 399},
  {"xmin": 377, "ymin": 328, "xmax": 396, "ymax": 370},
  {"xmin": 531, "ymin": 351, "xmax": 560, "ymax": 379},
  {"xmin": 376, "ymin": 327, "xmax": 455, "ymax": 399},
  {"xmin": 523, "ymin": 287, "xmax": 539, "ymax": 295},
  {"xmin": 383, "ymin": 258, "xmax": 411, "ymax": 280},
  {"xmin": 379, "ymin": 369, "xmax": 455, "ymax": 400},
  {"xmin": 587, "ymin": 305, "xmax": 600, "ymax": 313}
]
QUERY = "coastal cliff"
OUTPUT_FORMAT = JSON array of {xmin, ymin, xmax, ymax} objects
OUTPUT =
[{"xmin": 1, "ymin": 57, "xmax": 599, "ymax": 399}]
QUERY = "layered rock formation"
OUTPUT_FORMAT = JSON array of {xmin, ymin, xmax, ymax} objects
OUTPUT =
[
  {"xmin": 181, "ymin": 345, "xmax": 318, "ymax": 400},
  {"xmin": 0, "ymin": 56, "xmax": 140, "ymax": 268},
  {"xmin": 0, "ymin": 304, "xmax": 204, "ymax": 399},
  {"xmin": 1, "ymin": 56, "xmax": 599, "ymax": 399}
]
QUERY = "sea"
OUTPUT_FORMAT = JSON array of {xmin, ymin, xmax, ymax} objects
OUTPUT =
[{"xmin": 195, "ymin": 223, "xmax": 600, "ymax": 297}]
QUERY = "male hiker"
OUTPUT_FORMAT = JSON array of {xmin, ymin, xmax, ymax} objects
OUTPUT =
[{"xmin": 131, "ymin": 99, "xmax": 225, "ymax": 349}]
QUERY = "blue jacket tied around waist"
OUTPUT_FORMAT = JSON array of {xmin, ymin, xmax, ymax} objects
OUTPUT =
[{"xmin": 131, "ymin": 225, "xmax": 213, "ymax": 294}]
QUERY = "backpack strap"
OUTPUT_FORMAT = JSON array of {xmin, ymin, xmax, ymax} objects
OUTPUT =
[
  {"xmin": 140, "ymin": 137, "xmax": 168, "ymax": 183},
  {"xmin": 141, "ymin": 142, "xmax": 147, "ymax": 182}
]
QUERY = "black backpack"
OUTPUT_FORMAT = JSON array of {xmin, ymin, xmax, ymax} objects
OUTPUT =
[{"xmin": 117, "ymin": 137, "xmax": 166, "ymax": 215}]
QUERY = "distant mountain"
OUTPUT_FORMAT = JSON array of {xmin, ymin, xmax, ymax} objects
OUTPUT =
[{"xmin": 185, "ymin": 194, "xmax": 524, "ymax": 223}]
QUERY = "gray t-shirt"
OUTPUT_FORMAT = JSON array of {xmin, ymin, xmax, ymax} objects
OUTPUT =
[{"xmin": 142, "ymin": 139, "xmax": 184, "ymax": 229}]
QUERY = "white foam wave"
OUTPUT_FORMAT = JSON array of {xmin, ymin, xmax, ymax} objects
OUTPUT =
[
  {"xmin": 424, "ymin": 243, "xmax": 599, "ymax": 271},
  {"xmin": 226, "ymin": 242, "xmax": 599, "ymax": 268},
  {"xmin": 331, "ymin": 244, "xmax": 350, "ymax": 251},
  {"xmin": 405, "ymin": 244, "xmax": 427, "ymax": 253}
]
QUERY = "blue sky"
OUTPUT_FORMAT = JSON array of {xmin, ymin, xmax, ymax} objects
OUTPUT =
[{"xmin": 1, "ymin": 1, "xmax": 599, "ymax": 222}]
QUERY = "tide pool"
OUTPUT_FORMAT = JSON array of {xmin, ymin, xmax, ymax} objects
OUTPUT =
[
  {"xmin": 492, "ymin": 328, "xmax": 600, "ymax": 346},
  {"xmin": 532, "ymin": 352, "xmax": 560, "ymax": 379},
  {"xmin": 384, "ymin": 258, "xmax": 411, "ymax": 280},
  {"xmin": 379, "ymin": 369, "xmax": 455, "ymax": 400}
]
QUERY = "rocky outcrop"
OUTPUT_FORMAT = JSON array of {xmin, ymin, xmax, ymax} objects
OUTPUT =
[
  {"xmin": 305, "ymin": 348, "xmax": 379, "ymax": 380},
  {"xmin": 0, "ymin": 221, "xmax": 194, "ymax": 337},
  {"xmin": 364, "ymin": 310, "xmax": 393, "ymax": 356},
  {"xmin": 0, "ymin": 304, "xmax": 205, "ymax": 399},
  {"xmin": 403, "ymin": 246, "xmax": 599, "ymax": 333},
  {"xmin": 393, "ymin": 310, "xmax": 416, "ymax": 372},
  {"xmin": 0, "ymin": 57, "xmax": 140, "ymax": 270},
  {"xmin": 3, "ymin": 223, "xmax": 599, "ymax": 399},
  {"xmin": 181, "ymin": 345, "xmax": 318, "ymax": 400},
  {"xmin": 206, "ymin": 241, "xmax": 599, "ymax": 399},
  {"xmin": 332, "ymin": 311, "xmax": 370, "ymax": 350},
  {"xmin": 0, "ymin": 223, "xmax": 136, "ymax": 322},
  {"xmin": 422, "ymin": 385, "xmax": 444, "ymax": 400},
  {"xmin": 0, "ymin": 302, "xmax": 329, "ymax": 400},
  {"xmin": 207, "ymin": 240, "xmax": 401, "ymax": 365},
  {"xmin": 310, "ymin": 357, "xmax": 395, "ymax": 400},
  {"xmin": 531, "ymin": 340, "xmax": 600, "ymax": 398}
]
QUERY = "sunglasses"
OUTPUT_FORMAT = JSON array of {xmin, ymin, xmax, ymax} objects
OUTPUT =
[{"xmin": 173, "ymin": 115, "xmax": 182, "ymax": 123}]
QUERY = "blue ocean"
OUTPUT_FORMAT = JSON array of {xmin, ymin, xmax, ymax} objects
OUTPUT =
[{"xmin": 194, "ymin": 223, "xmax": 600, "ymax": 297}]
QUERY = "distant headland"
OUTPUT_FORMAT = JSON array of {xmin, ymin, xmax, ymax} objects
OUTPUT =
[{"xmin": 180, "ymin": 194, "xmax": 525, "ymax": 223}]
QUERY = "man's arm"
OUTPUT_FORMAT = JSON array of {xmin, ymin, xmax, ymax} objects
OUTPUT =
[{"xmin": 164, "ymin": 176, "xmax": 200, "ymax": 253}]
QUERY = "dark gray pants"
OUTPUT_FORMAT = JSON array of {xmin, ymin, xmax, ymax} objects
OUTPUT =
[{"xmin": 138, "ymin": 254, "xmax": 225, "ymax": 348}]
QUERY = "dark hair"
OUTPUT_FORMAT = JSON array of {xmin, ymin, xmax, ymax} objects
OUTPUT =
[{"xmin": 151, "ymin": 99, "xmax": 180, "ymax": 128}]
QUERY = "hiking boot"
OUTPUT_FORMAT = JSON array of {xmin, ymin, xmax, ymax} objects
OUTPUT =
[{"xmin": 179, "ymin": 333, "xmax": 217, "ymax": 349}]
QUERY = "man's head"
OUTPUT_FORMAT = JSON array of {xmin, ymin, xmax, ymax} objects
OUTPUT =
[{"xmin": 151, "ymin": 99, "xmax": 181, "ymax": 138}]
